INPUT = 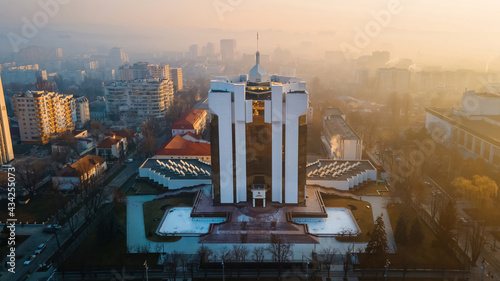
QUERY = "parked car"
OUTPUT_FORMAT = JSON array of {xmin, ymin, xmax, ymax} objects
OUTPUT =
[
  {"xmin": 37, "ymin": 262, "xmax": 53, "ymax": 272},
  {"xmin": 125, "ymin": 158, "xmax": 134, "ymax": 163},
  {"xmin": 24, "ymin": 255, "xmax": 36, "ymax": 265},
  {"xmin": 34, "ymin": 243, "xmax": 46, "ymax": 255},
  {"xmin": 43, "ymin": 224, "xmax": 62, "ymax": 233}
]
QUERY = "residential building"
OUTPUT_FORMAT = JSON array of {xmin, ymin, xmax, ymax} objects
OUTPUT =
[
  {"xmin": 109, "ymin": 47, "xmax": 129, "ymax": 68},
  {"xmin": 425, "ymin": 90, "xmax": 500, "ymax": 166},
  {"xmin": 220, "ymin": 39, "xmax": 236, "ymax": 61},
  {"xmin": 376, "ymin": 68, "xmax": 410, "ymax": 95},
  {"xmin": 74, "ymin": 96, "xmax": 90, "ymax": 128},
  {"xmin": 118, "ymin": 63, "xmax": 169, "ymax": 81},
  {"xmin": 52, "ymin": 155, "xmax": 107, "ymax": 190},
  {"xmin": 209, "ymin": 51, "xmax": 308, "ymax": 205},
  {"xmin": 96, "ymin": 133, "xmax": 127, "ymax": 160},
  {"xmin": 89, "ymin": 100, "xmax": 106, "ymax": 121},
  {"xmin": 117, "ymin": 64, "xmax": 134, "ymax": 81},
  {"xmin": 169, "ymin": 68, "xmax": 183, "ymax": 91},
  {"xmin": 321, "ymin": 108, "xmax": 363, "ymax": 160},
  {"xmin": 188, "ymin": 44, "xmax": 198, "ymax": 59},
  {"xmin": 104, "ymin": 78, "xmax": 174, "ymax": 121},
  {"xmin": 149, "ymin": 64, "xmax": 170, "ymax": 80},
  {"xmin": 1, "ymin": 64, "xmax": 47, "ymax": 85},
  {"xmin": 13, "ymin": 90, "xmax": 75, "ymax": 144},
  {"xmin": 0, "ymin": 72, "xmax": 14, "ymax": 164},
  {"xmin": 154, "ymin": 132, "xmax": 210, "ymax": 161},
  {"xmin": 171, "ymin": 109, "xmax": 207, "ymax": 136}
]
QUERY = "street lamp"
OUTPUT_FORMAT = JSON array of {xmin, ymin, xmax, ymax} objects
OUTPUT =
[
  {"xmin": 306, "ymin": 261, "xmax": 310, "ymax": 280},
  {"xmin": 143, "ymin": 260, "xmax": 149, "ymax": 281},
  {"xmin": 384, "ymin": 259, "xmax": 390, "ymax": 281},
  {"xmin": 222, "ymin": 261, "xmax": 225, "ymax": 281}
]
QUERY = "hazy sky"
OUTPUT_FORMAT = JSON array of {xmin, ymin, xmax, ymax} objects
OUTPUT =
[{"xmin": 1, "ymin": 0, "xmax": 500, "ymax": 68}]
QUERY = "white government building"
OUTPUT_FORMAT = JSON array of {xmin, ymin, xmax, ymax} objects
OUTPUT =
[{"xmin": 209, "ymin": 51, "xmax": 308, "ymax": 205}]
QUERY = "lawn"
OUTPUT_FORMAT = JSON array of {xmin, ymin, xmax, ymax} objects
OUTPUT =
[
  {"xmin": 384, "ymin": 203, "xmax": 464, "ymax": 270},
  {"xmin": 321, "ymin": 194, "xmax": 374, "ymax": 243},
  {"xmin": 142, "ymin": 193, "xmax": 195, "ymax": 242},
  {"xmin": 0, "ymin": 194, "xmax": 72, "ymax": 223},
  {"xmin": 62, "ymin": 203, "xmax": 161, "ymax": 271}
]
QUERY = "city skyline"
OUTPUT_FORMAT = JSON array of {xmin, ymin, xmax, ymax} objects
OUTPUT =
[{"xmin": 0, "ymin": 1, "xmax": 500, "ymax": 70}]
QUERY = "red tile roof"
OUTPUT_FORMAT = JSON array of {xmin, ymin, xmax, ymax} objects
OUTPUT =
[
  {"xmin": 97, "ymin": 136, "xmax": 123, "ymax": 149},
  {"xmin": 183, "ymin": 131, "xmax": 201, "ymax": 140},
  {"xmin": 172, "ymin": 109, "xmax": 206, "ymax": 130},
  {"xmin": 109, "ymin": 129, "xmax": 135, "ymax": 140},
  {"xmin": 155, "ymin": 134, "xmax": 210, "ymax": 157}
]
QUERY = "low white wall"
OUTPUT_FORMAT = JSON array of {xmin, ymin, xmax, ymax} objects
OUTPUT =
[
  {"xmin": 306, "ymin": 168, "xmax": 377, "ymax": 190},
  {"xmin": 139, "ymin": 167, "xmax": 211, "ymax": 189}
]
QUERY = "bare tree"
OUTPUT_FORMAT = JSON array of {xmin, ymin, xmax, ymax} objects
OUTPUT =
[
  {"xmin": 89, "ymin": 121, "xmax": 107, "ymax": 142},
  {"xmin": 197, "ymin": 245, "xmax": 213, "ymax": 280},
  {"xmin": 252, "ymin": 247, "xmax": 266, "ymax": 280},
  {"xmin": 179, "ymin": 252, "xmax": 189, "ymax": 280},
  {"xmin": 232, "ymin": 245, "xmax": 249, "ymax": 277},
  {"xmin": 468, "ymin": 220, "xmax": 487, "ymax": 264},
  {"xmin": 267, "ymin": 234, "xmax": 293, "ymax": 279},
  {"xmin": 16, "ymin": 158, "xmax": 47, "ymax": 196},
  {"xmin": 320, "ymin": 247, "xmax": 337, "ymax": 279}
]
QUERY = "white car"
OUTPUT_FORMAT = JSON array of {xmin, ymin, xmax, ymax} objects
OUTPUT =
[
  {"xmin": 125, "ymin": 158, "xmax": 134, "ymax": 163},
  {"xmin": 24, "ymin": 255, "xmax": 36, "ymax": 265}
]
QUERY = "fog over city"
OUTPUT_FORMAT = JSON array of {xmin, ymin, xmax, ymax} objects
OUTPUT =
[{"xmin": 1, "ymin": 0, "xmax": 500, "ymax": 70}]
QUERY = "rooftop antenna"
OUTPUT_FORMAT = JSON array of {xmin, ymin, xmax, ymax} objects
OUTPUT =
[{"xmin": 257, "ymin": 32, "xmax": 259, "ymax": 52}]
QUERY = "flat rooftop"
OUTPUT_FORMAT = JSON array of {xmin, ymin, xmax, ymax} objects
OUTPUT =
[
  {"xmin": 324, "ymin": 116, "xmax": 360, "ymax": 140},
  {"xmin": 140, "ymin": 158, "xmax": 211, "ymax": 180},
  {"xmin": 426, "ymin": 107, "xmax": 500, "ymax": 147},
  {"xmin": 306, "ymin": 159, "xmax": 376, "ymax": 181}
]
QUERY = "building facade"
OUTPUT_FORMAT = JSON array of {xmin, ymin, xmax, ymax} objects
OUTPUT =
[
  {"xmin": 321, "ymin": 108, "xmax": 363, "ymax": 160},
  {"xmin": 425, "ymin": 91, "xmax": 500, "ymax": 166},
  {"xmin": 109, "ymin": 47, "xmax": 129, "ymax": 68},
  {"xmin": 169, "ymin": 68, "xmax": 183, "ymax": 92},
  {"xmin": 220, "ymin": 39, "xmax": 236, "ymax": 61},
  {"xmin": 209, "ymin": 52, "xmax": 308, "ymax": 205},
  {"xmin": 171, "ymin": 109, "xmax": 207, "ymax": 137},
  {"xmin": 0, "ymin": 73, "xmax": 14, "ymax": 164},
  {"xmin": 376, "ymin": 68, "xmax": 410, "ymax": 95},
  {"xmin": 74, "ymin": 96, "xmax": 90, "ymax": 128},
  {"xmin": 154, "ymin": 132, "xmax": 210, "ymax": 161},
  {"xmin": 13, "ymin": 91, "xmax": 75, "ymax": 144},
  {"xmin": 52, "ymin": 155, "xmax": 107, "ymax": 190},
  {"xmin": 104, "ymin": 78, "xmax": 174, "ymax": 121}
]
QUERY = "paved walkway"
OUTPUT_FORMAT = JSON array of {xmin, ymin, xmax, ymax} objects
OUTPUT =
[{"xmin": 362, "ymin": 196, "xmax": 397, "ymax": 253}]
